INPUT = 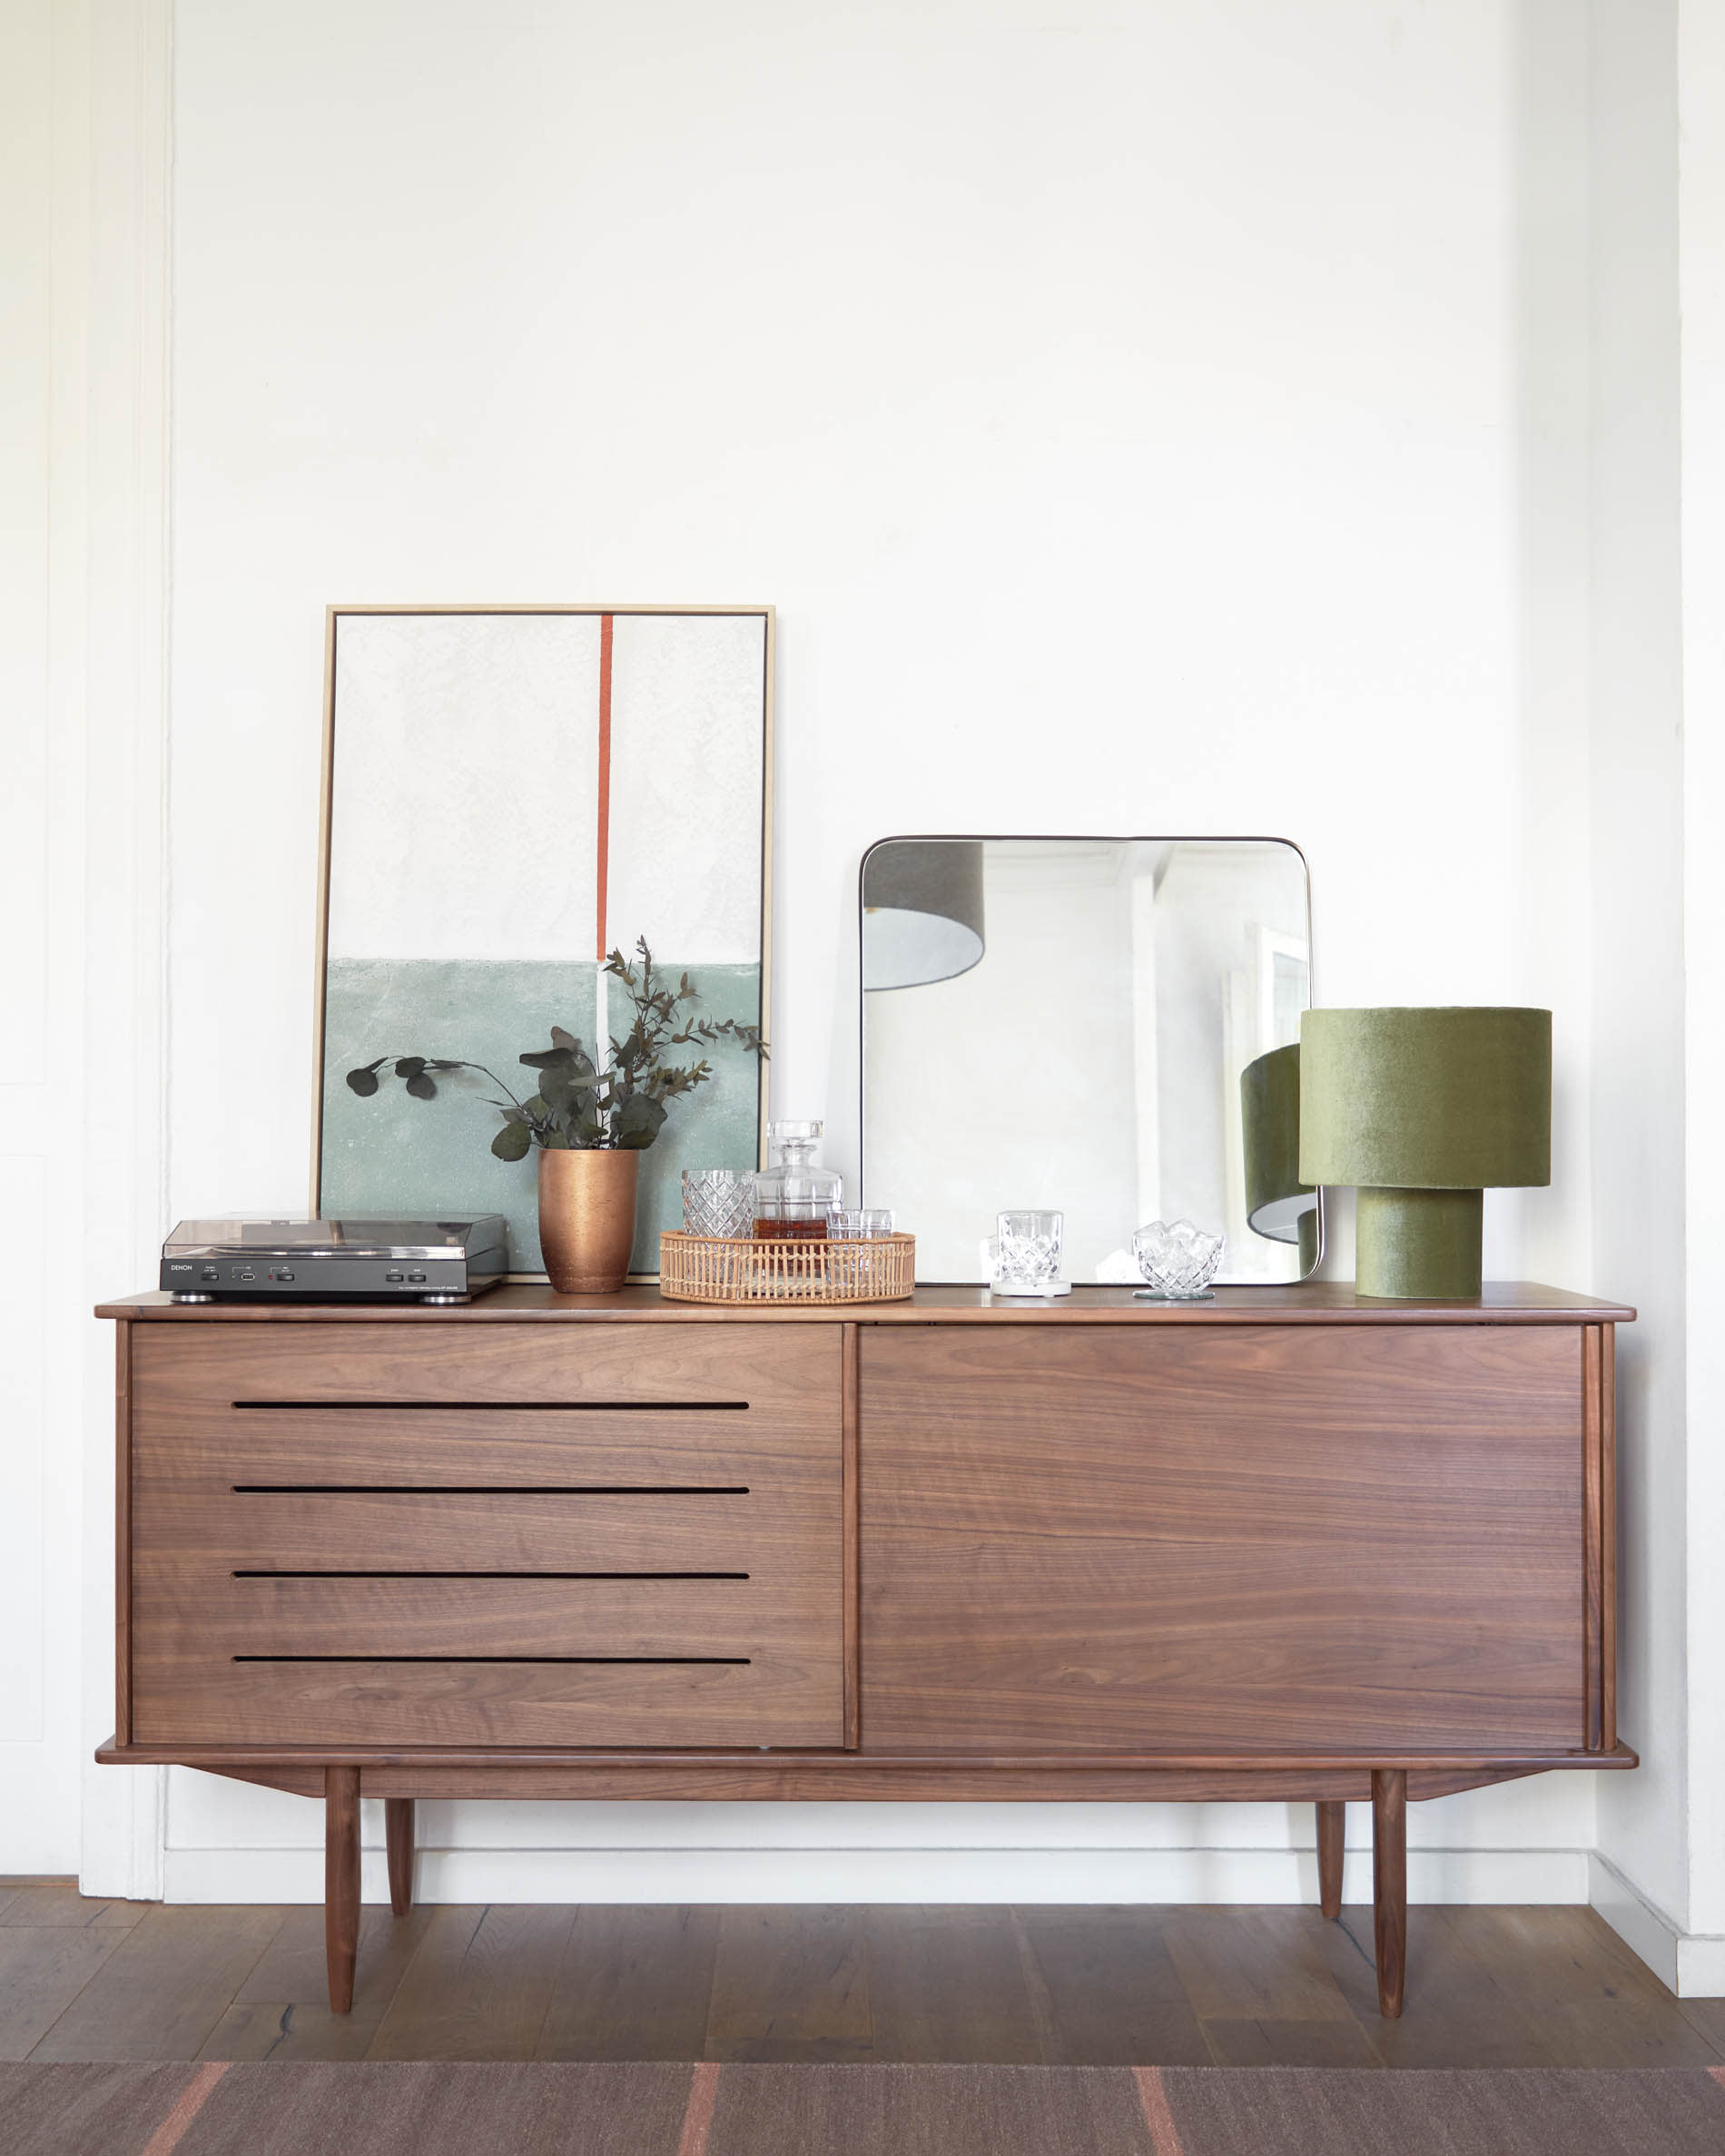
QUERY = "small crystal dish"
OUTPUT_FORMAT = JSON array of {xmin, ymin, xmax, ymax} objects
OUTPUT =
[{"xmin": 1131, "ymin": 1219, "xmax": 1225, "ymax": 1300}]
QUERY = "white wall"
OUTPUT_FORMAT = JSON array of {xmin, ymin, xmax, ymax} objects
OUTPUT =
[
  {"xmin": 153, "ymin": 0, "xmax": 1605, "ymax": 1905},
  {"xmin": 0, "ymin": 0, "xmax": 172, "ymax": 1890},
  {"xmin": 1585, "ymin": 0, "xmax": 1690, "ymax": 1942},
  {"xmin": 1680, "ymin": 0, "xmax": 1725, "ymax": 1971},
  {"xmin": 11, "ymin": 0, "xmax": 1717, "ymax": 1938},
  {"xmin": 0, "ymin": 0, "xmax": 75, "ymax": 1878}
]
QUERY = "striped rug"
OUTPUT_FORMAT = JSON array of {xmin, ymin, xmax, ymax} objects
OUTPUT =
[{"xmin": 4, "ymin": 2060, "xmax": 1722, "ymax": 2154}]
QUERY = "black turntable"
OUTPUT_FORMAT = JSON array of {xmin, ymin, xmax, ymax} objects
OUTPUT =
[{"xmin": 160, "ymin": 1216, "xmax": 508, "ymax": 1303}]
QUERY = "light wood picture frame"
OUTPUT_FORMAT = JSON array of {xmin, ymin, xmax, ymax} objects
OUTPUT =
[{"xmin": 311, "ymin": 605, "xmax": 774, "ymax": 1279}]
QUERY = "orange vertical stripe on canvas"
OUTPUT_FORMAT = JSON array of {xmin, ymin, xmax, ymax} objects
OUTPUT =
[{"xmin": 596, "ymin": 612, "xmax": 614, "ymax": 961}]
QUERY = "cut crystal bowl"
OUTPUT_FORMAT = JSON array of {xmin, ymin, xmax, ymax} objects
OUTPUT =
[{"xmin": 1131, "ymin": 1219, "xmax": 1225, "ymax": 1299}]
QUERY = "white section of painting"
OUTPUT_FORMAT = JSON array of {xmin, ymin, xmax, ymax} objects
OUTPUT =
[
  {"xmin": 327, "ymin": 613, "xmax": 602, "ymax": 961},
  {"xmin": 605, "ymin": 613, "xmax": 766, "ymax": 963}
]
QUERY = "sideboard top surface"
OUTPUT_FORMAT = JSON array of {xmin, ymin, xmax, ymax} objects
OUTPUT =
[{"xmin": 97, "ymin": 1282, "xmax": 1635, "ymax": 1324}]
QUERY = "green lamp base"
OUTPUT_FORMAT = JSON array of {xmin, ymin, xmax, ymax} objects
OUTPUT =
[{"xmin": 1355, "ymin": 1186, "xmax": 1484, "ymax": 1300}]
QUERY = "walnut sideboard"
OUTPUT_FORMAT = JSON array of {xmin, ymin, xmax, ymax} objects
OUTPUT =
[{"xmin": 95, "ymin": 1283, "xmax": 1635, "ymax": 2019}]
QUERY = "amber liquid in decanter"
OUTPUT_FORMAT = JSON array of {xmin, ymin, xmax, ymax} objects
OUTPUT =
[{"xmin": 751, "ymin": 1120, "xmax": 841, "ymax": 1245}]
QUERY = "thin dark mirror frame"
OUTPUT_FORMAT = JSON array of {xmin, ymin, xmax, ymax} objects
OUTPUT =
[{"xmin": 858, "ymin": 832, "xmax": 1324, "ymax": 1288}]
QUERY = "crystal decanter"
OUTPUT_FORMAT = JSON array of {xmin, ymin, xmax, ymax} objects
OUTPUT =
[{"xmin": 753, "ymin": 1121, "xmax": 843, "ymax": 1240}]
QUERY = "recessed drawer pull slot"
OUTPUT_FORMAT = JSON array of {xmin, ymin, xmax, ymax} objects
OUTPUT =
[
  {"xmin": 231, "ymin": 1484, "xmax": 751, "ymax": 1496},
  {"xmin": 231, "ymin": 1399, "xmax": 752, "ymax": 1413},
  {"xmin": 232, "ymin": 1569, "xmax": 752, "ymax": 1580},
  {"xmin": 232, "ymin": 1654, "xmax": 752, "ymax": 1667}
]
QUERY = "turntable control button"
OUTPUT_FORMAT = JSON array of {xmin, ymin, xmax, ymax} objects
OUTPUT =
[
  {"xmin": 408, "ymin": 1272, "xmax": 427, "ymax": 1283},
  {"xmin": 386, "ymin": 1272, "xmax": 404, "ymax": 1284},
  {"xmin": 275, "ymin": 1270, "xmax": 294, "ymax": 1283}
]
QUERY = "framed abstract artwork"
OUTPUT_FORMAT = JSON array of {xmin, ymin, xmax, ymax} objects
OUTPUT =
[{"xmin": 311, "ymin": 605, "xmax": 773, "ymax": 1278}]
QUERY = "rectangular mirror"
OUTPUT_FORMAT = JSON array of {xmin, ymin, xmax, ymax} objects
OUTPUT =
[
  {"xmin": 861, "ymin": 835, "xmax": 1317, "ymax": 1285},
  {"xmin": 313, "ymin": 605, "xmax": 772, "ymax": 1276}
]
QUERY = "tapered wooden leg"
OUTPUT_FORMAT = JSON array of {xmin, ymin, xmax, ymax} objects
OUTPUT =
[
  {"xmin": 1316, "ymin": 1799, "xmax": 1345, "ymax": 1920},
  {"xmin": 325, "ymin": 1766, "xmax": 361, "ymax": 2014},
  {"xmin": 1371, "ymin": 1767, "xmax": 1407, "ymax": 2018},
  {"xmin": 386, "ymin": 1797, "xmax": 415, "ymax": 1916}
]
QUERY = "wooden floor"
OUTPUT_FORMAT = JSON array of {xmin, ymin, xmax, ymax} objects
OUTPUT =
[{"xmin": 2, "ymin": 1885, "xmax": 1720, "ymax": 2069}]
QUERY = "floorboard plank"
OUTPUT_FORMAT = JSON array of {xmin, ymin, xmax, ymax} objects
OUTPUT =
[
  {"xmin": 198, "ymin": 1905, "xmax": 436, "ymax": 2061},
  {"xmin": 0, "ymin": 1886, "xmax": 147, "ymax": 1931},
  {"xmin": 537, "ymin": 1905, "xmax": 719, "ymax": 2061},
  {"xmin": 705, "ymin": 1906, "xmax": 872, "ymax": 2062},
  {"xmin": 1443, "ymin": 1907, "xmax": 1676, "ymax": 2007},
  {"xmin": 26, "ymin": 1905, "xmax": 285, "ymax": 2061},
  {"xmin": 1674, "ymin": 1994, "xmax": 1725, "ymax": 2057},
  {"xmin": 1203, "ymin": 2013, "xmax": 1385, "ymax": 2065},
  {"xmin": 863, "ymin": 1907, "xmax": 1044, "ymax": 2063},
  {"xmin": 0, "ymin": 1929, "xmax": 131, "ymax": 2061},
  {"xmin": 1016, "ymin": 1907, "xmax": 1212, "ymax": 2067},
  {"xmin": 1161, "ymin": 1909, "xmax": 1356, "ymax": 2024},
  {"xmin": 1546, "ymin": 1998, "xmax": 1725, "ymax": 2067},
  {"xmin": 1425, "ymin": 1908, "xmax": 1710, "ymax": 2066},
  {"xmin": 365, "ymin": 1905, "xmax": 575, "ymax": 2062}
]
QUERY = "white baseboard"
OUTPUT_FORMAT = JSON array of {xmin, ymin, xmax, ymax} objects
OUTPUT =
[
  {"xmin": 1589, "ymin": 1851, "xmax": 1681, "ymax": 1989},
  {"xmin": 1590, "ymin": 1851, "xmax": 1725, "ymax": 1995},
  {"xmin": 161, "ymin": 1843, "xmax": 1591, "ymax": 1907}
]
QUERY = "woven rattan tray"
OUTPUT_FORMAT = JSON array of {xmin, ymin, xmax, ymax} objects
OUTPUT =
[{"xmin": 658, "ymin": 1230, "xmax": 915, "ymax": 1305}]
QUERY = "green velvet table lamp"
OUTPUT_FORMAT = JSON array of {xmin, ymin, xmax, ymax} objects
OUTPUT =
[
  {"xmin": 1240, "ymin": 1044, "xmax": 1320, "ymax": 1275},
  {"xmin": 1297, "ymin": 1007, "xmax": 1551, "ymax": 1300}
]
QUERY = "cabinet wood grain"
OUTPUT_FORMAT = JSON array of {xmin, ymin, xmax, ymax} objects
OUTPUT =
[
  {"xmin": 859, "ymin": 1324, "xmax": 1587, "ymax": 1753},
  {"xmin": 130, "ymin": 1324, "xmax": 843, "ymax": 1748}
]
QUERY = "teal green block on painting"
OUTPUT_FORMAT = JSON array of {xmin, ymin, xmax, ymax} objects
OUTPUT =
[{"xmin": 320, "ymin": 959, "xmax": 764, "ymax": 1275}]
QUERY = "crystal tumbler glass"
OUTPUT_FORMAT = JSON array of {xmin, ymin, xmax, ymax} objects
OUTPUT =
[
  {"xmin": 832, "ymin": 1209, "xmax": 895, "ymax": 1241},
  {"xmin": 682, "ymin": 1168, "xmax": 756, "ymax": 1240},
  {"xmin": 994, "ymin": 1210, "xmax": 1063, "ymax": 1292}
]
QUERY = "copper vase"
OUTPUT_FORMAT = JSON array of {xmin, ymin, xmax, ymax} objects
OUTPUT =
[{"xmin": 537, "ymin": 1147, "xmax": 640, "ymax": 1295}]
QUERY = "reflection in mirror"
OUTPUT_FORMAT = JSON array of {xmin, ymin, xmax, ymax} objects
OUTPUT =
[{"xmin": 861, "ymin": 837, "xmax": 1317, "ymax": 1285}]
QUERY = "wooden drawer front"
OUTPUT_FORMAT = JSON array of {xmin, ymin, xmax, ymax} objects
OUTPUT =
[
  {"xmin": 860, "ymin": 1325, "xmax": 1587, "ymax": 1754},
  {"xmin": 131, "ymin": 1324, "xmax": 843, "ymax": 1747}
]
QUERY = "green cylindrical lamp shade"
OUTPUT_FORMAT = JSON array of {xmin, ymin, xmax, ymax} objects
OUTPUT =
[
  {"xmin": 1240, "ymin": 1044, "xmax": 1319, "ymax": 1275},
  {"xmin": 1298, "ymin": 1007, "xmax": 1551, "ymax": 1300}
]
